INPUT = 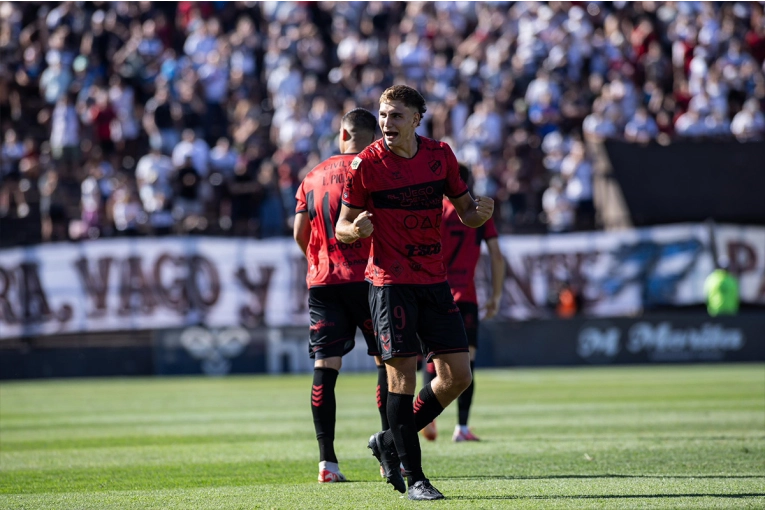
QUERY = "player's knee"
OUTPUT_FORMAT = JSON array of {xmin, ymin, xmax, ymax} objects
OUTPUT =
[
  {"xmin": 456, "ymin": 370, "xmax": 472, "ymax": 393},
  {"xmin": 441, "ymin": 369, "xmax": 471, "ymax": 397},
  {"xmin": 315, "ymin": 356, "xmax": 342, "ymax": 371}
]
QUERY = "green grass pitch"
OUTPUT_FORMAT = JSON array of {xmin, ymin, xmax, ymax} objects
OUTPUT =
[{"xmin": 1, "ymin": 364, "xmax": 763, "ymax": 509}]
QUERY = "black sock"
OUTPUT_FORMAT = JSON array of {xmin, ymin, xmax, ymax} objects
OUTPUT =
[
  {"xmin": 380, "ymin": 381, "xmax": 444, "ymax": 447},
  {"xmin": 457, "ymin": 361, "xmax": 476, "ymax": 426},
  {"xmin": 422, "ymin": 361, "xmax": 436, "ymax": 388},
  {"xmin": 376, "ymin": 364, "xmax": 389, "ymax": 430},
  {"xmin": 414, "ymin": 382, "xmax": 444, "ymax": 431},
  {"xmin": 387, "ymin": 392, "xmax": 425, "ymax": 484},
  {"xmin": 312, "ymin": 367, "xmax": 338, "ymax": 463}
]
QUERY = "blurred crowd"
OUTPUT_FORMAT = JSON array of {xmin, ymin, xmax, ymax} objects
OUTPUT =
[{"xmin": 1, "ymin": 1, "xmax": 764, "ymax": 247}]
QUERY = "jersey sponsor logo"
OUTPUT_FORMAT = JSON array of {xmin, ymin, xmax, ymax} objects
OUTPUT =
[
  {"xmin": 405, "ymin": 242, "xmax": 441, "ymax": 257},
  {"xmin": 328, "ymin": 239, "xmax": 364, "ymax": 253},
  {"xmin": 403, "ymin": 213, "xmax": 442, "ymax": 230},
  {"xmin": 322, "ymin": 159, "xmax": 350, "ymax": 171},
  {"xmin": 371, "ymin": 180, "xmax": 445, "ymax": 211},
  {"xmin": 428, "ymin": 160, "xmax": 442, "ymax": 175},
  {"xmin": 340, "ymin": 259, "xmax": 367, "ymax": 268},
  {"xmin": 409, "ymin": 262, "xmax": 422, "ymax": 271}
]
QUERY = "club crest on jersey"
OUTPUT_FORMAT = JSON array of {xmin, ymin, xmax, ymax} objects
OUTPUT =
[
  {"xmin": 428, "ymin": 160, "xmax": 442, "ymax": 175},
  {"xmin": 344, "ymin": 171, "xmax": 354, "ymax": 192},
  {"xmin": 351, "ymin": 157, "xmax": 362, "ymax": 169},
  {"xmin": 389, "ymin": 261, "xmax": 404, "ymax": 278}
]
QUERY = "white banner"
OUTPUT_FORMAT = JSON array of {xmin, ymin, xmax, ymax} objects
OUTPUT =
[
  {"xmin": 0, "ymin": 237, "xmax": 309, "ymax": 339},
  {"xmin": 475, "ymin": 223, "xmax": 765, "ymax": 320},
  {"xmin": 1, "ymin": 224, "xmax": 763, "ymax": 338}
]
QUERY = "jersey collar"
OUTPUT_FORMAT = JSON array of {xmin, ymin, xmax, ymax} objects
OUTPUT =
[{"xmin": 382, "ymin": 134, "xmax": 421, "ymax": 159}]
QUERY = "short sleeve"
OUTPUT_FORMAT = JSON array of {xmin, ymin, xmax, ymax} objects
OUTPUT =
[
  {"xmin": 295, "ymin": 180, "xmax": 307, "ymax": 214},
  {"xmin": 341, "ymin": 156, "xmax": 368, "ymax": 209},
  {"xmin": 443, "ymin": 144, "xmax": 468, "ymax": 199}
]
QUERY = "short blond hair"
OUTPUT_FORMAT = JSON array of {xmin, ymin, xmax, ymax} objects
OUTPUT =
[{"xmin": 379, "ymin": 85, "xmax": 427, "ymax": 115}]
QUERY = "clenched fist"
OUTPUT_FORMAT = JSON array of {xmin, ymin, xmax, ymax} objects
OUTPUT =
[
  {"xmin": 353, "ymin": 211, "xmax": 374, "ymax": 238},
  {"xmin": 475, "ymin": 196, "xmax": 494, "ymax": 222}
]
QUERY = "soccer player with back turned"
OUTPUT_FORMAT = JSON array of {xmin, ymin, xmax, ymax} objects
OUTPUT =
[
  {"xmin": 336, "ymin": 85, "xmax": 494, "ymax": 500},
  {"xmin": 421, "ymin": 163, "xmax": 505, "ymax": 443},
  {"xmin": 294, "ymin": 108, "xmax": 391, "ymax": 483}
]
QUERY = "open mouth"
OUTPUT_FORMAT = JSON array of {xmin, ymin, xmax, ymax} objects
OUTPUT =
[{"xmin": 384, "ymin": 130, "xmax": 399, "ymax": 141}]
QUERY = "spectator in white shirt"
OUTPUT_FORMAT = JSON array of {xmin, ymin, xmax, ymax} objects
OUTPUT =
[
  {"xmin": 731, "ymin": 98, "xmax": 765, "ymax": 141},
  {"xmin": 561, "ymin": 141, "xmax": 594, "ymax": 230},
  {"xmin": 172, "ymin": 129, "xmax": 210, "ymax": 178},
  {"xmin": 542, "ymin": 176, "xmax": 574, "ymax": 233},
  {"xmin": 136, "ymin": 146, "xmax": 173, "ymax": 195},
  {"xmin": 583, "ymin": 99, "xmax": 618, "ymax": 142},
  {"xmin": 39, "ymin": 53, "xmax": 72, "ymax": 104},
  {"xmin": 49, "ymin": 92, "xmax": 80, "ymax": 165}
]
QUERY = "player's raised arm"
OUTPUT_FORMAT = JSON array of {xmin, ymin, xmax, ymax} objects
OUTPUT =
[
  {"xmin": 293, "ymin": 211, "xmax": 310, "ymax": 257},
  {"xmin": 336, "ymin": 205, "xmax": 373, "ymax": 244},
  {"xmin": 449, "ymin": 192, "xmax": 494, "ymax": 228}
]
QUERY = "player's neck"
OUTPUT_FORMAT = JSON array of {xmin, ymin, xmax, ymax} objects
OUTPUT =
[
  {"xmin": 342, "ymin": 144, "xmax": 364, "ymax": 154},
  {"xmin": 385, "ymin": 135, "xmax": 419, "ymax": 159}
]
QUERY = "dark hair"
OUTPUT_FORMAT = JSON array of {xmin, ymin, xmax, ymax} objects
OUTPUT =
[
  {"xmin": 379, "ymin": 85, "xmax": 427, "ymax": 116},
  {"xmin": 342, "ymin": 108, "xmax": 377, "ymax": 136}
]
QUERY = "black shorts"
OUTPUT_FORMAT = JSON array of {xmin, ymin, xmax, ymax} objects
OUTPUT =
[
  {"xmin": 457, "ymin": 301, "xmax": 479, "ymax": 348},
  {"xmin": 308, "ymin": 281, "xmax": 377, "ymax": 359},
  {"xmin": 369, "ymin": 282, "xmax": 469, "ymax": 362}
]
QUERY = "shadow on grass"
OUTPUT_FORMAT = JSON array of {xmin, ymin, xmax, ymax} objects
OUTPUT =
[
  {"xmin": 451, "ymin": 493, "xmax": 765, "ymax": 501},
  {"xmin": 440, "ymin": 474, "xmax": 765, "ymax": 480}
]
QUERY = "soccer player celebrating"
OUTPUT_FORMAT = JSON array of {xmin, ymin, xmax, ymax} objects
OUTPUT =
[
  {"xmin": 336, "ymin": 85, "xmax": 494, "ymax": 500},
  {"xmin": 294, "ymin": 108, "xmax": 389, "ymax": 484},
  {"xmin": 420, "ymin": 163, "xmax": 506, "ymax": 443}
]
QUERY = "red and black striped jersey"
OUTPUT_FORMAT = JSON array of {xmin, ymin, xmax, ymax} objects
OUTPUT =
[
  {"xmin": 441, "ymin": 198, "xmax": 498, "ymax": 304},
  {"xmin": 342, "ymin": 136, "xmax": 468, "ymax": 286},
  {"xmin": 295, "ymin": 154, "xmax": 371, "ymax": 288}
]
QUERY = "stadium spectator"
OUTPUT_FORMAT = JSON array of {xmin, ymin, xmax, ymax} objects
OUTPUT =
[
  {"xmin": 560, "ymin": 140, "xmax": 595, "ymax": 230},
  {"xmin": 731, "ymin": 98, "xmax": 765, "ymax": 141},
  {"xmin": 49, "ymin": 92, "xmax": 80, "ymax": 171},
  {"xmin": 625, "ymin": 106, "xmax": 660, "ymax": 143},
  {"xmin": 1, "ymin": 1, "xmax": 764, "ymax": 247},
  {"xmin": 542, "ymin": 175, "xmax": 574, "ymax": 233},
  {"xmin": 704, "ymin": 260, "xmax": 740, "ymax": 316}
]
